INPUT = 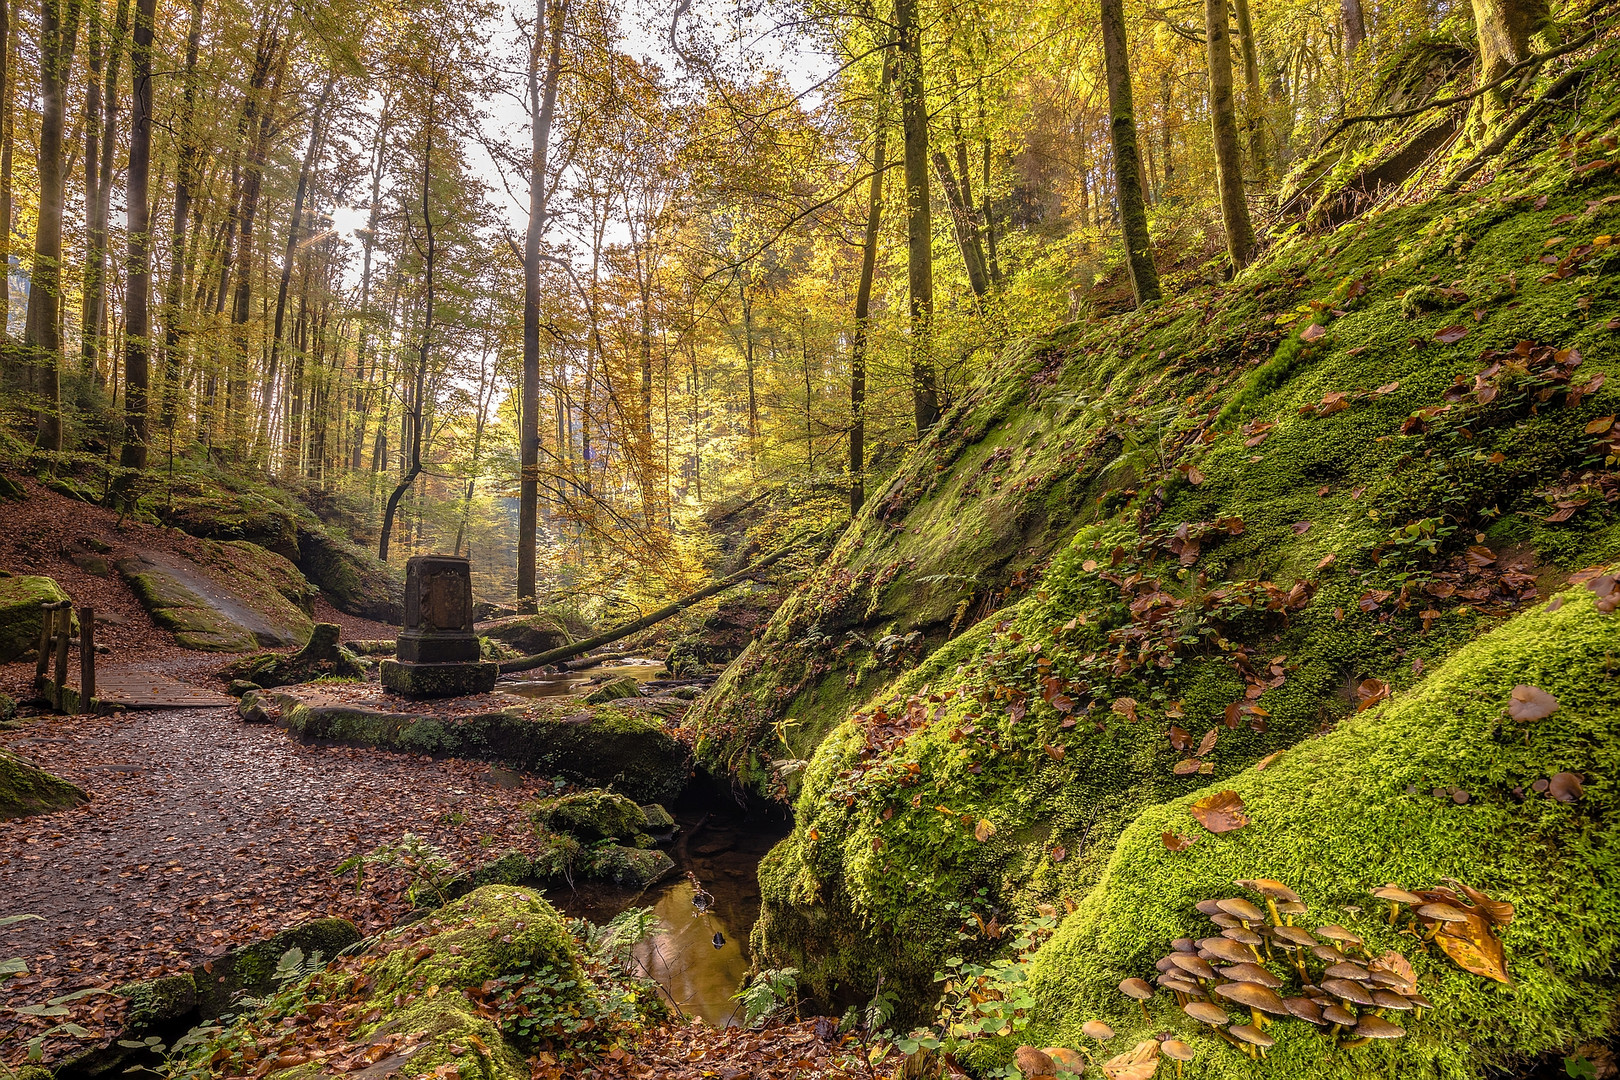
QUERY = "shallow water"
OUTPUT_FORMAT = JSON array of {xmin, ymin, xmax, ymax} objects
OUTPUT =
[
  {"xmin": 543, "ymin": 804, "xmax": 791, "ymax": 1025},
  {"xmin": 501, "ymin": 660, "xmax": 666, "ymax": 699}
]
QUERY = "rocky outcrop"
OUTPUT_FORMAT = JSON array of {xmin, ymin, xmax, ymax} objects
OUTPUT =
[
  {"xmin": 0, "ymin": 750, "xmax": 89, "ymax": 819},
  {"xmin": 219, "ymin": 623, "xmax": 366, "ymax": 688},
  {"xmin": 118, "ymin": 544, "xmax": 313, "ymax": 652},
  {"xmin": 0, "ymin": 574, "xmax": 72, "ymax": 662},
  {"xmin": 297, "ymin": 530, "xmax": 404, "ymax": 624}
]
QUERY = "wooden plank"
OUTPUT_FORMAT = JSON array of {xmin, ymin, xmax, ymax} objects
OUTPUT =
[{"xmin": 95, "ymin": 668, "xmax": 236, "ymax": 708}]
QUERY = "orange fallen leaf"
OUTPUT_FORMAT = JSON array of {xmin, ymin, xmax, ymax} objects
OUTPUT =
[{"xmin": 1189, "ymin": 790, "xmax": 1249, "ymax": 833}]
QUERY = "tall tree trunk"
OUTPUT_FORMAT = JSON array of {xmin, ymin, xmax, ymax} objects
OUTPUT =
[
  {"xmin": 740, "ymin": 277, "xmax": 758, "ymax": 451},
  {"xmin": 518, "ymin": 0, "xmax": 567, "ymax": 610},
  {"xmin": 1100, "ymin": 0, "xmax": 1161, "ymax": 304},
  {"xmin": 117, "ymin": 0, "xmax": 158, "ymax": 479},
  {"xmin": 1232, "ymin": 0, "xmax": 1270, "ymax": 183},
  {"xmin": 0, "ymin": 1, "xmax": 14, "ymax": 360},
  {"xmin": 80, "ymin": 1, "xmax": 103, "ymax": 380},
  {"xmin": 850, "ymin": 51, "xmax": 892, "ymax": 517},
  {"xmin": 1205, "ymin": 0, "xmax": 1256, "ymax": 269},
  {"xmin": 895, "ymin": 0, "xmax": 937, "ymax": 436},
  {"xmin": 1342, "ymin": 0, "xmax": 1366, "ymax": 55},
  {"xmin": 266, "ymin": 75, "xmax": 334, "ymax": 470},
  {"xmin": 159, "ymin": 0, "xmax": 204, "ymax": 436},
  {"xmin": 28, "ymin": 0, "xmax": 84, "ymax": 452},
  {"xmin": 84, "ymin": 0, "xmax": 130, "ymax": 396},
  {"xmin": 1470, "ymin": 0, "xmax": 1554, "ymax": 121},
  {"xmin": 379, "ymin": 104, "xmax": 437, "ymax": 562}
]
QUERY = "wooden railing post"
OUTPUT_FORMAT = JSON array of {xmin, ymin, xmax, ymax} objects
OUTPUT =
[
  {"xmin": 35, "ymin": 605, "xmax": 53, "ymax": 681},
  {"xmin": 80, "ymin": 606, "xmax": 95, "ymax": 710},
  {"xmin": 53, "ymin": 606, "xmax": 71, "ymax": 712}
]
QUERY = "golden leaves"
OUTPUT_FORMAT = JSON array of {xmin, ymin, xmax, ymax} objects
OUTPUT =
[
  {"xmin": 1189, "ymin": 790, "xmax": 1249, "ymax": 833},
  {"xmin": 974, "ymin": 818, "xmax": 996, "ymax": 842},
  {"xmin": 1417, "ymin": 885, "xmax": 1513, "ymax": 985}
]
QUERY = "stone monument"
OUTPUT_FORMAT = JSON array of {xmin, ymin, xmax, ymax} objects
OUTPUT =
[{"xmin": 380, "ymin": 555, "xmax": 498, "ymax": 697}]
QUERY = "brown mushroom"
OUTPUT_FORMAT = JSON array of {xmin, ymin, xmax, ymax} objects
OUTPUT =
[
  {"xmin": 1350, "ymin": 1015, "xmax": 1406, "ymax": 1043},
  {"xmin": 1198, "ymin": 937, "xmax": 1255, "ymax": 964},
  {"xmin": 1194, "ymin": 899, "xmax": 1225, "ymax": 916},
  {"xmin": 1283, "ymin": 996, "xmax": 1325, "ymax": 1025},
  {"xmin": 1215, "ymin": 962, "xmax": 1284, "ymax": 989},
  {"xmin": 1170, "ymin": 954, "xmax": 1217, "ymax": 981},
  {"xmin": 1159, "ymin": 973, "xmax": 1201, "ymax": 999},
  {"xmin": 1237, "ymin": 879, "xmax": 1302, "ymax": 925},
  {"xmin": 1216, "ymin": 897, "xmax": 1265, "ymax": 925},
  {"xmin": 1272, "ymin": 925, "xmax": 1316, "ymax": 948},
  {"xmin": 1229, "ymin": 1024, "xmax": 1275, "ymax": 1058},
  {"xmin": 1214, "ymin": 980, "xmax": 1291, "ymax": 1030},
  {"xmin": 1315, "ymin": 925, "xmax": 1365, "ymax": 952},
  {"xmin": 1405, "ymin": 991, "xmax": 1435, "ymax": 1010},
  {"xmin": 1184, "ymin": 1000, "xmax": 1231, "ymax": 1026},
  {"xmin": 1415, "ymin": 902, "xmax": 1471, "ymax": 940},
  {"xmin": 1082, "ymin": 1019, "xmax": 1116, "ymax": 1041},
  {"xmin": 1275, "ymin": 900, "xmax": 1309, "ymax": 923},
  {"xmin": 1119, "ymin": 977, "xmax": 1155, "ymax": 1020},
  {"xmin": 1321, "ymin": 978, "xmax": 1377, "ymax": 1007},
  {"xmin": 1371, "ymin": 885, "xmax": 1422, "ymax": 925},
  {"xmin": 1321, "ymin": 1004, "xmax": 1356, "ymax": 1028},
  {"xmin": 1210, "ymin": 912, "xmax": 1243, "ymax": 929},
  {"xmin": 1323, "ymin": 961, "xmax": 1373, "ymax": 982},
  {"xmin": 1160, "ymin": 1038, "xmax": 1196, "ymax": 1078},
  {"xmin": 1155, "ymin": 955, "xmax": 1178, "ymax": 973},
  {"xmin": 1015, "ymin": 1045, "xmax": 1057, "ymax": 1079},
  {"xmin": 1311, "ymin": 943, "xmax": 1348, "ymax": 964},
  {"xmin": 1170, "ymin": 937, "xmax": 1197, "ymax": 953},
  {"xmin": 1372, "ymin": 990, "xmax": 1413, "ymax": 1011}
]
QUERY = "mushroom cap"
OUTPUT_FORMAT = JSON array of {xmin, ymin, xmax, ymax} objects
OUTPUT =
[
  {"xmin": 1119, "ymin": 977, "xmax": 1154, "ymax": 1000},
  {"xmin": 1323, "ymin": 961, "xmax": 1373, "ymax": 982},
  {"xmin": 1284, "ymin": 996, "xmax": 1325, "ymax": 1025},
  {"xmin": 1198, "ymin": 937, "xmax": 1255, "ymax": 964},
  {"xmin": 1210, "ymin": 912, "xmax": 1243, "ymax": 929},
  {"xmin": 1221, "ymin": 927, "xmax": 1264, "ymax": 945},
  {"xmin": 1416, "ymin": 902, "xmax": 1471, "ymax": 923},
  {"xmin": 1216, "ymin": 897, "xmax": 1265, "ymax": 923},
  {"xmin": 1170, "ymin": 954, "xmax": 1217, "ymax": 980},
  {"xmin": 1161, "ymin": 1039, "xmax": 1196, "ymax": 1062},
  {"xmin": 1316, "ymin": 924, "xmax": 1365, "ymax": 946},
  {"xmin": 1272, "ymin": 925, "xmax": 1317, "ymax": 948},
  {"xmin": 1322, "ymin": 978, "xmax": 1377, "ymax": 1006},
  {"xmin": 1405, "ymin": 991, "xmax": 1436, "ymax": 1009},
  {"xmin": 1371, "ymin": 885, "xmax": 1422, "ymax": 905},
  {"xmin": 1184, "ymin": 1001, "xmax": 1230, "ymax": 1025},
  {"xmin": 1014, "ymin": 1045, "xmax": 1057, "ymax": 1078},
  {"xmin": 1171, "ymin": 937, "xmax": 1197, "ymax": 953},
  {"xmin": 1194, "ymin": 899, "xmax": 1224, "ymax": 916},
  {"xmin": 1229, "ymin": 1024, "xmax": 1275, "ymax": 1048},
  {"xmin": 1213, "ymin": 981, "xmax": 1290, "ymax": 1015},
  {"xmin": 1158, "ymin": 973, "xmax": 1201, "ymax": 997},
  {"xmin": 1155, "ymin": 955, "xmax": 1178, "ymax": 973},
  {"xmin": 1322, "ymin": 1004, "xmax": 1357, "ymax": 1027},
  {"xmin": 1276, "ymin": 900, "xmax": 1309, "ymax": 917},
  {"xmin": 1368, "ymin": 968, "xmax": 1415, "ymax": 991},
  {"xmin": 1236, "ymin": 878, "xmax": 1301, "ymax": 903},
  {"xmin": 1372, "ymin": 990, "xmax": 1414, "ymax": 1010},
  {"xmin": 1216, "ymin": 962, "xmax": 1284, "ymax": 989},
  {"xmin": 1082, "ymin": 1019, "xmax": 1116, "ymax": 1041},
  {"xmin": 1311, "ymin": 944, "xmax": 1348, "ymax": 963},
  {"xmin": 1355, "ymin": 1015, "xmax": 1407, "ymax": 1039}
]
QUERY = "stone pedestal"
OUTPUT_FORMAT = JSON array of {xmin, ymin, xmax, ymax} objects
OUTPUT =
[{"xmin": 383, "ymin": 555, "xmax": 497, "ymax": 698}]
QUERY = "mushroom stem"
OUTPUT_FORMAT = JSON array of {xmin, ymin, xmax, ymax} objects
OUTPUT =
[
  {"xmin": 1251, "ymin": 1008, "xmax": 1266, "ymax": 1030},
  {"xmin": 1264, "ymin": 897, "xmax": 1282, "ymax": 925},
  {"xmin": 1175, "ymin": 1063, "xmax": 1184, "ymax": 1080},
  {"xmin": 1388, "ymin": 902, "xmax": 1401, "ymax": 926},
  {"xmin": 1343, "ymin": 1037, "xmax": 1371, "ymax": 1048},
  {"xmin": 1138, "ymin": 1000, "xmax": 1151, "ymax": 1022}
]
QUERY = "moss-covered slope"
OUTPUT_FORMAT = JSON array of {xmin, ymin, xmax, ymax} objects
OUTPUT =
[
  {"xmin": 1, "ymin": 750, "xmax": 89, "ymax": 819},
  {"xmin": 703, "ymin": 48, "xmax": 1620, "ymax": 1071}
]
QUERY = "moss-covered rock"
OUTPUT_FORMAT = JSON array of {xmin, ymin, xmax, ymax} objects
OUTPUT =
[
  {"xmin": 0, "ymin": 574, "xmax": 70, "ymax": 662},
  {"xmin": 220, "ymin": 623, "xmax": 366, "ymax": 688},
  {"xmin": 533, "ymin": 790, "xmax": 647, "ymax": 841},
  {"xmin": 478, "ymin": 614, "xmax": 571, "ymax": 656},
  {"xmin": 0, "ymin": 750, "xmax": 89, "ymax": 818},
  {"xmin": 265, "ymin": 691, "xmax": 689, "ymax": 804},
  {"xmin": 192, "ymin": 917, "xmax": 361, "ymax": 1018},
  {"xmin": 379, "ymin": 659, "xmax": 499, "ymax": 698},
  {"xmin": 118, "ymin": 545, "xmax": 312, "ymax": 652},
  {"xmin": 581, "ymin": 845, "xmax": 675, "ymax": 890},
  {"xmin": 640, "ymin": 803, "xmax": 676, "ymax": 831},
  {"xmin": 298, "ymin": 531, "xmax": 404, "ymax": 624},
  {"xmin": 116, "ymin": 973, "xmax": 199, "ymax": 1036},
  {"xmin": 583, "ymin": 676, "xmax": 642, "ymax": 704}
]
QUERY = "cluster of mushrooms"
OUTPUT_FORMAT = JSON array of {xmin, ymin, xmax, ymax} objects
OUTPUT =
[{"xmin": 1113, "ymin": 879, "xmax": 1432, "ymax": 1063}]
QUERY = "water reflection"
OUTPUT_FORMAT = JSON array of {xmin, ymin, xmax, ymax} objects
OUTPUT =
[{"xmin": 501, "ymin": 661, "xmax": 666, "ymax": 699}]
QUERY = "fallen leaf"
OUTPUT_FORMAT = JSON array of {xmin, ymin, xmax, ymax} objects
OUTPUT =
[
  {"xmin": 1300, "ymin": 323, "xmax": 1327, "ymax": 342},
  {"xmin": 1196, "ymin": 728, "xmax": 1219, "ymax": 758},
  {"xmin": 1015, "ymin": 1046, "xmax": 1057, "ymax": 1079},
  {"xmin": 975, "ymin": 818, "xmax": 997, "ymax": 842},
  {"xmin": 1189, "ymin": 790, "xmax": 1249, "ymax": 834},
  {"xmin": 1102, "ymin": 1040, "xmax": 1161, "ymax": 1080},
  {"xmin": 1435, "ymin": 325, "xmax": 1469, "ymax": 344},
  {"xmin": 1172, "ymin": 759, "xmax": 1201, "ymax": 776},
  {"xmin": 1586, "ymin": 415, "xmax": 1616, "ymax": 435},
  {"xmin": 1356, "ymin": 678, "xmax": 1391, "ymax": 712},
  {"xmin": 1254, "ymin": 751, "xmax": 1283, "ymax": 770},
  {"xmin": 1419, "ymin": 890, "xmax": 1512, "ymax": 985},
  {"xmin": 1162, "ymin": 831, "xmax": 1194, "ymax": 852}
]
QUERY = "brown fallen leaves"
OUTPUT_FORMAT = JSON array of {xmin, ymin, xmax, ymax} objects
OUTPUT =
[
  {"xmin": 1189, "ymin": 790, "xmax": 1249, "ymax": 834},
  {"xmin": 1415, "ymin": 883, "xmax": 1514, "ymax": 985}
]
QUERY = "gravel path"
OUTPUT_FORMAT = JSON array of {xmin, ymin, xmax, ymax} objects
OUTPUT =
[{"xmin": 1, "ymin": 705, "xmax": 560, "ymax": 1063}]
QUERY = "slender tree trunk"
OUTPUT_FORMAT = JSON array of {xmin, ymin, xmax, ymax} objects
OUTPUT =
[
  {"xmin": 1232, "ymin": 0, "xmax": 1270, "ymax": 183},
  {"xmin": 740, "ymin": 277, "xmax": 758, "ymax": 451},
  {"xmin": 159, "ymin": 0, "xmax": 202, "ymax": 439},
  {"xmin": 28, "ymin": 0, "xmax": 84, "ymax": 452},
  {"xmin": 1342, "ymin": 0, "xmax": 1366, "ymax": 54},
  {"xmin": 80, "ymin": 1, "xmax": 103, "ymax": 380},
  {"xmin": 0, "ymin": 2, "xmax": 14, "ymax": 360},
  {"xmin": 1100, "ymin": 0, "xmax": 1161, "ymax": 304},
  {"xmin": 265, "ymin": 75, "xmax": 334, "ymax": 469},
  {"xmin": 84, "ymin": 0, "xmax": 130, "ymax": 396},
  {"xmin": 850, "ymin": 51, "xmax": 892, "ymax": 517},
  {"xmin": 518, "ymin": 0, "xmax": 567, "ymax": 610},
  {"xmin": 895, "ymin": 0, "xmax": 937, "ymax": 436},
  {"xmin": 931, "ymin": 143, "xmax": 991, "ymax": 298},
  {"xmin": 117, "ymin": 0, "xmax": 158, "ymax": 479},
  {"xmin": 1205, "ymin": 0, "xmax": 1256, "ymax": 269}
]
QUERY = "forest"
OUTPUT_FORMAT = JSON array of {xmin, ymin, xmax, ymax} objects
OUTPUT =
[{"xmin": 0, "ymin": 0, "xmax": 1617, "ymax": 1071}]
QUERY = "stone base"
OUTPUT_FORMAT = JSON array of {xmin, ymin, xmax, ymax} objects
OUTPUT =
[{"xmin": 380, "ymin": 658, "xmax": 498, "ymax": 698}]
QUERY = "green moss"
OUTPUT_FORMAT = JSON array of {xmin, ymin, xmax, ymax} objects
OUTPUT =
[
  {"xmin": 364, "ymin": 888, "xmax": 577, "ymax": 997},
  {"xmin": 116, "ymin": 973, "xmax": 199, "ymax": 1035},
  {"xmin": 0, "ymin": 750, "xmax": 89, "ymax": 819},
  {"xmin": 580, "ymin": 845, "xmax": 675, "ymax": 889},
  {"xmin": 192, "ymin": 917, "xmax": 361, "ymax": 1018},
  {"xmin": 1021, "ymin": 584, "xmax": 1620, "ymax": 1079},
  {"xmin": 533, "ymin": 790, "xmax": 647, "ymax": 841},
  {"xmin": 583, "ymin": 676, "xmax": 642, "ymax": 704},
  {"xmin": 0, "ymin": 574, "xmax": 71, "ymax": 662}
]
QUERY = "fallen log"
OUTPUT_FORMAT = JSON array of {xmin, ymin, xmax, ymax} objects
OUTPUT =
[{"xmin": 496, "ymin": 536, "xmax": 814, "ymax": 675}]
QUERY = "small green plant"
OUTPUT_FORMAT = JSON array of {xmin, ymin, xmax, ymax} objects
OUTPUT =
[
  {"xmin": 2, "ymin": 914, "xmax": 113, "ymax": 1066},
  {"xmin": 116, "ymin": 1024, "xmax": 222, "ymax": 1079},
  {"xmin": 349, "ymin": 833, "xmax": 458, "ymax": 907},
  {"xmin": 732, "ymin": 967, "xmax": 801, "ymax": 1027}
]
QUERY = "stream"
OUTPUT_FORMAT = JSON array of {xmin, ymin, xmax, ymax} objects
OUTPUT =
[
  {"xmin": 501, "ymin": 659, "xmax": 668, "ymax": 698},
  {"xmin": 542, "ymin": 802, "xmax": 791, "ymax": 1026}
]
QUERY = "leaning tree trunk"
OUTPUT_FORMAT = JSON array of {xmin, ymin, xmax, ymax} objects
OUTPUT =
[
  {"xmin": 1100, "ymin": 0, "xmax": 1161, "ymax": 304},
  {"xmin": 117, "ymin": 0, "xmax": 159, "ymax": 481},
  {"xmin": 895, "ymin": 0, "xmax": 938, "ymax": 437},
  {"xmin": 1204, "ymin": 0, "xmax": 1256, "ymax": 270},
  {"xmin": 28, "ymin": 0, "xmax": 83, "ymax": 452},
  {"xmin": 850, "ymin": 50, "xmax": 893, "ymax": 517}
]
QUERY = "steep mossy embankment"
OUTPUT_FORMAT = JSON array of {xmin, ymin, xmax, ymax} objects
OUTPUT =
[{"xmin": 694, "ymin": 47, "xmax": 1620, "ymax": 1075}]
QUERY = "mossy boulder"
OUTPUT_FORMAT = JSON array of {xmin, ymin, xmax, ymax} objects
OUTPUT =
[
  {"xmin": 1018, "ymin": 584, "xmax": 1620, "ymax": 1080},
  {"xmin": 220, "ymin": 623, "xmax": 365, "ymax": 688},
  {"xmin": 640, "ymin": 803, "xmax": 676, "ymax": 831},
  {"xmin": 0, "ymin": 574, "xmax": 71, "ymax": 662},
  {"xmin": 116, "ymin": 973, "xmax": 199, "ymax": 1036},
  {"xmin": 581, "ymin": 845, "xmax": 675, "ymax": 890},
  {"xmin": 533, "ymin": 790, "xmax": 647, "ymax": 841},
  {"xmin": 583, "ymin": 676, "xmax": 642, "ymax": 704},
  {"xmin": 266, "ymin": 691, "xmax": 689, "ymax": 804},
  {"xmin": 298, "ymin": 531, "xmax": 404, "ymax": 624},
  {"xmin": 478, "ymin": 614, "xmax": 571, "ymax": 656},
  {"xmin": 191, "ymin": 917, "xmax": 361, "ymax": 1018},
  {"xmin": 118, "ymin": 546, "xmax": 312, "ymax": 652},
  {"xmin": 0, "ymin": 750, "xmax": 89, "ymax": 818}
]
